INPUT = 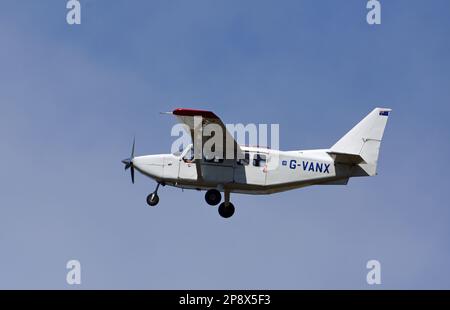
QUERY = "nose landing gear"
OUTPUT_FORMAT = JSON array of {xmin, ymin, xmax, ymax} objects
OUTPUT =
[
  {"xmin": 147, "ymin": 182, "xmax": 163, "ymax": 207},
  {"xmin": 147, "ymin": 193, "xmax": 159, "ymax": 206}
]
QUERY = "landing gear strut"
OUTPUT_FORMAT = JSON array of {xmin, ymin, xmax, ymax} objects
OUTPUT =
[
  {"xmin": 218, "ymin": 191, "xmax": 235, "ymax": 218},
  {"xmin": 147, "ymin": 183, "xmax": 162, "ymax": 207},
  {"xmin": 205, "ymin": 189, "xmax": 222, "ymax": 206}
]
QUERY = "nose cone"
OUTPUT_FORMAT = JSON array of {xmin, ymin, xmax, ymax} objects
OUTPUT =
[{"xmin": 132, "ymin": 155, "xmax": 164, "ymax": 179}]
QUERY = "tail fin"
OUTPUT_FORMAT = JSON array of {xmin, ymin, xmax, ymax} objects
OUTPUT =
[{"xmin": 330, "ymin": 107, "xmax": 391, "ymax": 176}]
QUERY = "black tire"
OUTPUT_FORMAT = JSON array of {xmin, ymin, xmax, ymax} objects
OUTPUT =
[
  {"xmin": 146, "ymin": 193, "xmax": 159, "ymax": 207},
  {"xmin": 218, "ymin": 202, "xmax": 235, "ymax": 218},
  {"xmin": 205, "ymin": 189, "xmax": 222, "ymax": 206}
]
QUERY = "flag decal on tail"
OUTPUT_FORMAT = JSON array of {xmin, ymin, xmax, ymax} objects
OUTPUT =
[{"xmin": 379, "ymin": 110, "xmax": 390, "ymax": 116}]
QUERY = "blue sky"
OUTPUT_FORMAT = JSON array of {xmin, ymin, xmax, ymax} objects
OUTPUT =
[{"xmin": 1, "ymin": 0, "xmax": 449, "ymax": 289}]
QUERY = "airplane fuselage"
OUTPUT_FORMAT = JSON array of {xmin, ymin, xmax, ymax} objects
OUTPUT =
[{"xmin": 132, "ymin": 145, "xmax": 354, "ymax": 195}]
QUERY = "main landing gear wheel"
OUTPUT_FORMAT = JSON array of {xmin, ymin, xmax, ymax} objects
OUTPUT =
[
  {"xmin": 205, "ymin": 189, "xmax": 222, "ymax": 206},
  {"xmin": 218, "ymin": 202, "xmax": 235, "ymax": 218},
  {"xmin": 147, "ymin": 193, "xmax": 159, "ymax": 207}
]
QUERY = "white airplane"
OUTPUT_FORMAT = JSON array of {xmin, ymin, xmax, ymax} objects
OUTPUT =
[{"xmin": 122, "ymin": 107, "xmax": 391, "ymax": 218}]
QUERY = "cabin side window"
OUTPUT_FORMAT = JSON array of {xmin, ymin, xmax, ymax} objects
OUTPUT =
[{"xmin": 253, "ymin": 153, "xmax": 267, "ymax": 167}]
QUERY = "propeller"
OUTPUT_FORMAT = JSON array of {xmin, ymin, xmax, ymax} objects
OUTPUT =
[{"xmin": 122, "ymin": 137, "xmax": 135, "ymax": 184}]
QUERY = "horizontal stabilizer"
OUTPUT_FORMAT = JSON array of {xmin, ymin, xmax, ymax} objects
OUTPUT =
[{"xmin": 327, "ymin": 152, "xmax": 365, "ymax": 164}]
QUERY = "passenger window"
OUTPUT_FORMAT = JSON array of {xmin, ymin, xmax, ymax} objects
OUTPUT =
[
  {"xmin": 237, "ymin": 152, "xmax": 250, "ymax": 166},
  {"xmin": 253, "ymin": 154, "xmax": 267, "ymax": 167}
]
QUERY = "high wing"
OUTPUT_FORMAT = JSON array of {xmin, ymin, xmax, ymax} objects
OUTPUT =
[{"xmin": 172, "ymin": 108, "xmax": 244, "ymax": 161}]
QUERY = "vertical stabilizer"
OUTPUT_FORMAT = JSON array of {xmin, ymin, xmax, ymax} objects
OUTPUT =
[{"xmin": 330, "ymin": 108, "xmax": 391, "ymax": 176}]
